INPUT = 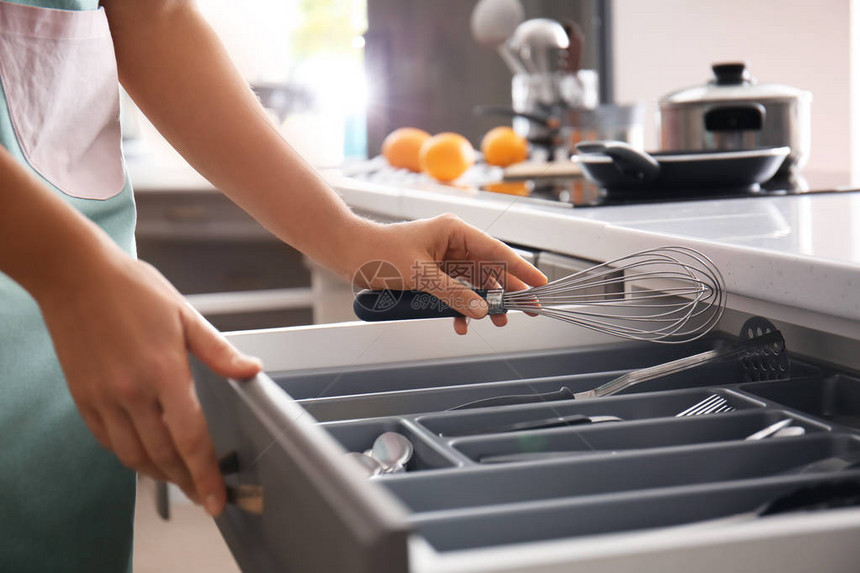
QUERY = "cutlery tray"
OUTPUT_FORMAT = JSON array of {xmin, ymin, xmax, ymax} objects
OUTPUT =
[
  {"xmin": 261, "ymin": 337, "xmax": 860, "ymax": 553},
  {"xmin": 194, "ymin": 328, "xmax": 860, "ymax": 572}
]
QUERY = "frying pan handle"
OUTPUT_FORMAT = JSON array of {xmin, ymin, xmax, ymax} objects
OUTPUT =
[
  {"xmin": 353, "ymin": 289, "xmax": 503, "ymax": 321},
  {"xmin": 575, "ymin": 140, "xmax": 661, "ymax": 182}
]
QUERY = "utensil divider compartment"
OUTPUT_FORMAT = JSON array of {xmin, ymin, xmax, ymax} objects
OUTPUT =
[
  {"xmin": 450, "ymin": 408, "xmax": 827, "ymax": 462},
  {"xmin": 381, "ymin": 434, "xmax": 860, "ymax": 513},
  {"xmin": 415, "ymin": 388, "xmax": 764, "ymax": 437},
  {"xmin": 293, "ymin": 369, "xmax": 777, "ymax": 423},
  {"xmin": 267, "ymin": 339, "xmax": 724, "ymax": 400},
  {"xmin": 406, "ymin": 470, "xmax": 860, "ymax": 552},
  {"xmin": 739, "ymin": 374, "xmax": 860, "ymax": 431},
  {"xmin": 320, "ymin": 418, "xmax": 468, "ymax": 471}
]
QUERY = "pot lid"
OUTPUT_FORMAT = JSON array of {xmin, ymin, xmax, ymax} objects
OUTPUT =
[{"xmin": 660, "ymin": 62, "xmax": 812, "ymax": 106}]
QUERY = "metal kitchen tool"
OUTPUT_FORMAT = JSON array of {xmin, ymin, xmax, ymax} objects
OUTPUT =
[
  {"xmin": 441, "ymin": 414, "xmax": 623, "ymax": 436},
  {"xmin": 470, "ymin": 0, "xmax": 527, "ymax": 75},
  {"xmin": 575, "ymin": 320, "xmax": 788, "ymax": 399},
  {"xmin": 675, "ymin": 394, "xmax": 735, "ymax": 417},
  {"xmin": 773, "ymin": 426, "xmax": 806, "ymax": 438},
  {"xmin": 372, "ymin": 432, "xmax": 414, "ymax": 473},
  {"xmin": 509, "ymin": 18, "xmax": 569, "ymax": 75},
  {"xmin": 744, "ymin": 419, "xmax": 793, "ymax": 440},
  {"xmin": 448, "ymin": 321, "xmax": 785, "ymax": 411},
  {"xmin": 449, "ymin": 386, "xmax": 574, "ymax": 411},
  {"xmin": 354, "ymin": 246, "xmax": 725, "ymax": 344},
  {"xmin": 345, "ymin": 432, "xmax": 415, "ymax": 476},
  {"xmin": 345, "ymin": 452, "xmax": 384, "ymax": 478}
]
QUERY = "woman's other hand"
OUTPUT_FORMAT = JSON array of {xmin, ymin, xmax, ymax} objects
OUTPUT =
[{"xmin": 37, "ymin": 252, "xmax": 261, "ymax": 517}]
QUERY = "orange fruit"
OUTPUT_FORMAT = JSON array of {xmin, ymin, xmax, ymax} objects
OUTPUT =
[
  {"xmin": 481, "ymin": 126, "xmax": 529, "ymax": 167},
  {"xmin": 381, "ymin": 127, "xmax": 431, "ymax": 172},
  {"xmin": 419, "ymin": 132, "xmax": 476, "ymax": 182}
]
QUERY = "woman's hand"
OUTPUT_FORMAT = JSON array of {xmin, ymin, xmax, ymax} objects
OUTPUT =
[
  {"xmin": 36, "ymin": 251, "xmax": 261, "ymax": 517},
  {"xmin": 352, "ymin": 214, "xmax": 547, "ymax": 334}
]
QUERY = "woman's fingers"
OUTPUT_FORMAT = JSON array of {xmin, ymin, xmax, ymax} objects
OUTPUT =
[
  {"xmin": 128, "ymin": 402, "xmax": 198, "ymax": 501},
  {"xmin": 181, "ymin": 303, "xmax": 262, "ymax": 380},
  {"xmin": 159, "ymin": 367, "xmax": 225, "ymax": 517},
  {"xmin": 100, "ymin": 406, "xmax": 168, "ymax": 481},
  {"xmin": 451, "ymin": 221, "xmax": 547, "ymax": 287},
  {"xmin": 419, "ymin": 269, "xmax": 489, "ymax": 320}
]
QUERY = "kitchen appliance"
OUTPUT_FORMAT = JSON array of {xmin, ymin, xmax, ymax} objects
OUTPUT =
[
  {"xmin": 340, "ymin": 155, "xmax": 859, "ymax": 209},
  {"xmin": 659, "ymin": 62, "xmax": 812, "ymax": 174},
  {"xmin": 574, "ymin": 140, "xmax": 789, "ymax": 192},
  {"xmin": 353, "ymin": 246, "xmax": 725, "ymax": 344},
  {"xmin": 192, "ymin": 308, "xmax": 860, "ymax": 573}
]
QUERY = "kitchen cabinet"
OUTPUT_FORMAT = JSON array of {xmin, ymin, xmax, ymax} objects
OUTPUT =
[{"xmin": 133, "ymin": 187, "xmax": 315, "ymax": 331}]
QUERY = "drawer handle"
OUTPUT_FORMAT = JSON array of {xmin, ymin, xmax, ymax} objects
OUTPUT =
[
  {"xmin": 226, "ymin": 484, "xmax": 264, "ymax": 515},
  {"xmin": 219, "ymin": 451, "xmax": 264, "ymax": 515}
]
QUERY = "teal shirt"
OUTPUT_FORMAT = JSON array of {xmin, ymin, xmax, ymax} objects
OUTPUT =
[{"xmin": 0, "ymin": 1, "xmax": 138, "ymax": 571}]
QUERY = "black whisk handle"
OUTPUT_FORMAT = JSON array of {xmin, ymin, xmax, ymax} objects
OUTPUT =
[{"xmin": 353, "ymin": 289, "xmax": 504, "ymax": 321}]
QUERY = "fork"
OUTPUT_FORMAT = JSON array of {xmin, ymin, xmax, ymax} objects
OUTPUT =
[{"xmin": 675, "ymin": 394, "xmax": 735, "ymax": 417}]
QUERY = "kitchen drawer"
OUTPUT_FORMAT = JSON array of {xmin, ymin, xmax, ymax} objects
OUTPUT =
[{"xmin": 192, "ymin": 314, "xmax": 860, "ymax": 573}]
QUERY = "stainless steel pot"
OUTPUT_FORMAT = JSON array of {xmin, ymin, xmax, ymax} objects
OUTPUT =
[{"xmin": 659, "ymin": 63, "xmax": 811, "ymax": 174}]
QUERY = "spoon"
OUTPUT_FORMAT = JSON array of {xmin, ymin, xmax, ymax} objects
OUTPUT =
[
  {"xmin": 745, "ymin": 419, "xmax": 794, "ymax": 441},
  {"xmin": 510, "ymin": 19, "xmax": 570, "ymax": 75},
  {"xmin": 773, "ymin": 426, "xmax": 806, "ymax": 438},
  {"xmin": 344, "ymin": 452, "xmax": 383, "ymax": 478},
  {"xmin": 372, "ymin": 432, "xmax": 414, "ymax": 473},
  {"xmin": 470, "ymin": 0, "xmax": 527, "ymax": 75}
]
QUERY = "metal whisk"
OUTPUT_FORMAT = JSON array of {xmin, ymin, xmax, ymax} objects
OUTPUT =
[
  {"xmin": 353, "ymin": 246, "xmax": 726, "ymax": 344},
  {"xmin": 495, "ymin": 246, "xmax": 725, "ymax": 343}
]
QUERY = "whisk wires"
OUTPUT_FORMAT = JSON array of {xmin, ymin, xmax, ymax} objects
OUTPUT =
[{"xmin": 502, "ymin": 246, "xmax": 725, "ymax": 343}]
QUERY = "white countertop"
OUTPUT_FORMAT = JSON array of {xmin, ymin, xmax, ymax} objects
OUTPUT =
[
  {"xmin": 127, "ymin": 153, "xmax": 860, "ymax": 337},
  {"xmin": 331, "ymin": 174, "xmax": 860, "ymax": 325}
]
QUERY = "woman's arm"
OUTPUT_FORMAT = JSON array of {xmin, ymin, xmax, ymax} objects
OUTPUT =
[
  {"xmin": 101, "ymin": 0, "xmax": 546, "ymax": 322},
  {"xmin": 102, "ymin": 0, "xmax": 374, "ymax": 279}
]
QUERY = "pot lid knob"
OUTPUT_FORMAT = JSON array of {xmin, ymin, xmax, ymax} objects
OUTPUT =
[{"xmin": 711, "ymin": 62, "xmax": 752, "ymax": 86}]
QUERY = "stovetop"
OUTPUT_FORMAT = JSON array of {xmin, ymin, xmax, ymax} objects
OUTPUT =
[
  {"xmin": 341, "ymin": 158, "xmax": 859, "ymax": 209},
  {"xmin": 503, "ymin": 171, "xmax": 860, "ymax": 208}
]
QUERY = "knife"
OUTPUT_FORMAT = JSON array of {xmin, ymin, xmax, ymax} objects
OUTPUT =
[{"xmin": 444, "ymin": 414, "xmax": 622, "ymax": 436}]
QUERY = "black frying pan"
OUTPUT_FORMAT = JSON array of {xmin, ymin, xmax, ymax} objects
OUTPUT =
[{"xmin": 575, "ymin": 140, "xmax": 789, "ymax": 193}]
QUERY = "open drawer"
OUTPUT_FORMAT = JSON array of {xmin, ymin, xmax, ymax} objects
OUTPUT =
[{"xmin": 192, "ymin": 313, "xmax": 860, "ymax": 573}]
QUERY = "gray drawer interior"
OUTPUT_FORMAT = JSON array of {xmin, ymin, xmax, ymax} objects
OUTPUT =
[{"xmin": 199, "ymin": 332, "xmax": 860, "ymax": 561}]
